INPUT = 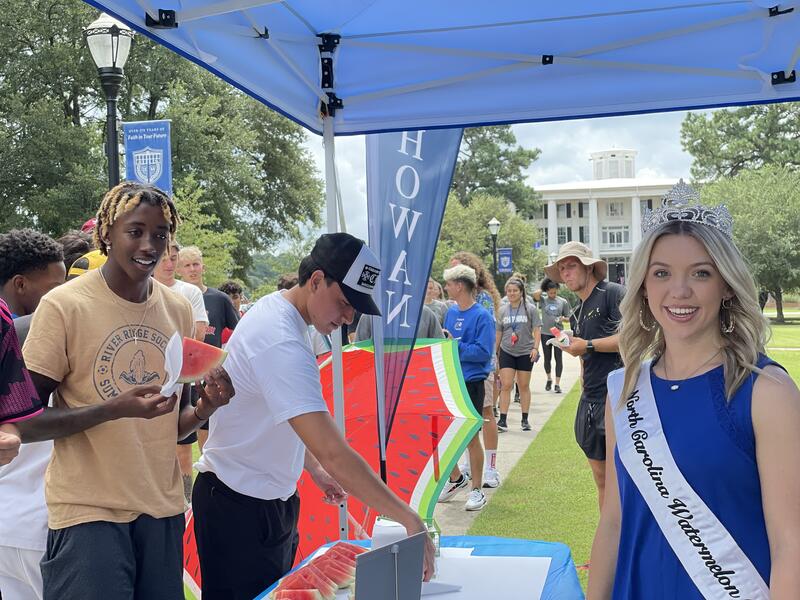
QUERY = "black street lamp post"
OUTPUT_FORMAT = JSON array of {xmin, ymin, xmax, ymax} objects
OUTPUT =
[
  {"xmin": 487, "ymin": 217, "xmax": 501, "ymax": 277},
  {"xmin": 85, "ymin": 14, "xmax": 134, "ymax": 189}
]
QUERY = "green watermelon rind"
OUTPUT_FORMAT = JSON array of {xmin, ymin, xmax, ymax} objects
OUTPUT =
[
  {"xmin": 177, "ymin": 341, "xmax": 228, "ymax": 383},
  {"xmin": 410, "ymin": 340, "xmax": 482, "ymax": 521}
]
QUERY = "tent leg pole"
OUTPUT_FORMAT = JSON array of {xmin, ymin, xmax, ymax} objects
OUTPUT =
[{"xmin": 323, "ymin": 115, "xmax": 350, "ymax": 541}]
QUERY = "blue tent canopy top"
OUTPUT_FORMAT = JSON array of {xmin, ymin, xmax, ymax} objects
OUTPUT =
[{"xmin": 84, "ymin": 0, "xmax": 800, "ymax": 135}]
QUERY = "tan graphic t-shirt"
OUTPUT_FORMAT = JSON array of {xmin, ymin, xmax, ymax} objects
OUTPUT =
[{"xmin": 23, "ymin": 270, "xmax": 193, "ymax": 529}]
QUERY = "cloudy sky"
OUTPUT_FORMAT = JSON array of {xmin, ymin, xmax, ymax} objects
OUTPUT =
[{"xmin": 301, "ymin": 110, "xmax": 697, "ymax": 241}]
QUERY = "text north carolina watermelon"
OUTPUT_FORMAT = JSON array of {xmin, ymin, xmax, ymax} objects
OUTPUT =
[{"xmin": 178, "ymin": 337, "xmax": 227, "ymax": 383}]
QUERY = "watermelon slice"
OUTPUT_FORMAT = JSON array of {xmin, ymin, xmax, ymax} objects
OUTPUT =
[
  {"xmin": 178, "ymin": 337, "xmax": 227, "ymax": 383},
  {"xmin": 322, "ymin": 549, "xmax": 356, "ymax": 569},
  {"xmin": 275, "ymin": 568, "xmax": 336, "ymax": 600},
  {"xmin": 328, "ymin": 542, "xmax": 367, "ymax": 558},
  {"xmin": 272, "ymin": 591, "xmax": 323, "ymax": 600},
  {"xmin": 311, "ymin": 556, "xmax": 355, "ymax": 587}
]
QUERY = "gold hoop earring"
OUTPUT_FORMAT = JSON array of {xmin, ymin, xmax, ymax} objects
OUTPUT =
[{"xmin": 639, "ymin": 300, "xmax": 656, "ymax": 332}]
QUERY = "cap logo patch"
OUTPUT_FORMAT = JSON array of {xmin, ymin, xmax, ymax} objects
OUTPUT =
[{"xmin": 358, "ymin": 265, "xmax": 380, "ymax": 289}]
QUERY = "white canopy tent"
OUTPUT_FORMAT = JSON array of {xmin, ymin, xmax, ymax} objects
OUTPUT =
[{"xmin": 84, "ymin": 0, "xmax": 799, "ymax": 537}]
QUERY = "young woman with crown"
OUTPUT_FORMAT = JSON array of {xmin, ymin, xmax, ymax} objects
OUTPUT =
[{"xmin": 587, "ymin": 181, "xmax": 800, "ymax": 599}]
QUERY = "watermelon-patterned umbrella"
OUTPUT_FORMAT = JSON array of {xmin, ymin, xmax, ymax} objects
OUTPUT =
[{"xmin": 293, "ymin": 338, "xmax": 481, "ymax": 563}]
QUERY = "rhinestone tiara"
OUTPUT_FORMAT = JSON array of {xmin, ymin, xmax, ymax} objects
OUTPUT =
[{"xmin": 641, "ymin": 179, "xmax": 733, "ymax": 239}]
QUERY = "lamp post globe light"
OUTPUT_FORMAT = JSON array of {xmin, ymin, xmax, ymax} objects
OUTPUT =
[
  {"xmin": 487, "ymin": 217, "xmax": 501, "ymax": 277},
  {"xmin": 84, "ymin": 14, "xmax": 134, "ymax": 189}
]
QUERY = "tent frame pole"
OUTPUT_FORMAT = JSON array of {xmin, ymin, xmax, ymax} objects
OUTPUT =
[{"xmin": 323, "ymin": 115, "xmax": 349, "ymax": 541}]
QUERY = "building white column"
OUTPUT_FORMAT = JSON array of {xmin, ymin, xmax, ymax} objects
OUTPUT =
[
  {"xmin": 547, "ymin": 199, "xmax": 558, "ymax": 254},
  {"xmin": 631, "ymin": 195, "xmax": 642, "ymax": 249},
  {"xmin": 589, "ymin": 197, "xmax": 600, "ymax": 258}
]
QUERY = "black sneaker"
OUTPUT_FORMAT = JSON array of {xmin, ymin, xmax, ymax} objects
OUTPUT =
[
  {"xmin": 497, "ymin": 419, "xmax": 508, "ymax": 432},
  {"xmin": 554, "ymin": 384, "xmax": 562, "ymax": 394},
  {"xmin": 521, "ymin": 419, "xmax": 531, "ymax": 431},
  {"xmin": 493, "ymin": 406, "xmax": 499, "ymax": 418},
  {"xmin": 545, "ymin": 380, "xmax": 552, "ymax": 391}
]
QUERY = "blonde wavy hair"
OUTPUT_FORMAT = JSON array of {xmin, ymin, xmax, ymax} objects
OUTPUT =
[{"xmin": 618, "ymin": 220, "xmax": 770, "ymax": 404}]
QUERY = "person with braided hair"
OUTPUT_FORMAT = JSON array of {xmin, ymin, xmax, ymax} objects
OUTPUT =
[{"xmin": 18, "ymin": 181, "xmax": 235, "ymax": 600}]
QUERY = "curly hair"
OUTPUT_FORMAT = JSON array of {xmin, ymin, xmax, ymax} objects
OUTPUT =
[
  {"xmin": 451, "ymin": 251, "xmax": 501, "ymax": 313},
  {"xmin": 277, "ymin": 272, "xmax": 299, "ymax": 291},
  {"xmin": 219, "ymin": 280, "xmax": 243, "ymax": 296},
  {"xmin": 94, "ymin": 181, "xmax": 179, "ymax": 256},
  {"xmin": 540, "ymin": 277, "xmax": 559, "ymax": 293},
  {"xmin": 0, "ymin": 229, "xmax": 64, "ymax": 285},
  {"xmin": 56, "ymin": 230, "xmax": 93, "ymax": 272}
]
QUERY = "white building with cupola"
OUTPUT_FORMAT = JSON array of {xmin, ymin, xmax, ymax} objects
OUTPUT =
[{"xmin": 531, "ymin": 149, "xmax": 681, "ymax": 285}]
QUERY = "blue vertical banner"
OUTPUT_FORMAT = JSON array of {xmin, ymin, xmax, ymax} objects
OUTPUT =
[
  {"xmin": 498, "ymin": 248, "xmax": 513, "ymax": 273},
  {"xmin": 122, "ymin": 120, "xmax": 173, "ymax": 195},
  {"xmin": 366, "ymin": 128, "xmax": 463, "ymax": 474}
]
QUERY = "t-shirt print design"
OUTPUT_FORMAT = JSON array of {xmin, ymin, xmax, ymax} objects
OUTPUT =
[{"xmin": 94, "ymin": 325, "xmax": 170, "ymax": 400}]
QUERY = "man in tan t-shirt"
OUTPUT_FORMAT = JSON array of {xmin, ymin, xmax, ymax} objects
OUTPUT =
[{"xmin": 18, "ymin": 182, "xmax": 234, "ymax": 600}]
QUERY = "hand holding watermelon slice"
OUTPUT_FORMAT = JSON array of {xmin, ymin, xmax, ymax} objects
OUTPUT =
[{"xmin": 546, "ymin": 327, "xmax": 572, "ymax": 349}]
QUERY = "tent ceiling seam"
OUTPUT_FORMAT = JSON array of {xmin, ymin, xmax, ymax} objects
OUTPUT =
[
  {"xmin": 176, "ymin": 0, "xmax": 280, "ymax": 23},
  {"xmin": 341, "ymin": 1, "xmax": 749, "ymax": 40},
  {"xmin": 279, "ymin": 1, "xmax": 317, "ymax": 34},
  {"xmin": 240, "ymin": 9, "xmax": 329, "ymax": 104}
]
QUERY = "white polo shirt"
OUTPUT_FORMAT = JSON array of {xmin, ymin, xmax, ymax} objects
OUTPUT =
[{"xmin": 195, "ymin": 291, "xmax": 327, "ymax": 500}]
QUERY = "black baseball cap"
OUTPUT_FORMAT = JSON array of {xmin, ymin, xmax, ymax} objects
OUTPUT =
[{"xmin": 310, "ymin": 233, "xmax": 382, "ymax": 316}]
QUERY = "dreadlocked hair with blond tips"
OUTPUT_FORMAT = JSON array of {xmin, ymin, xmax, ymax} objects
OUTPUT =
[{"xmin": 94, "ymin": 181, "xmax": 180, "ymax": 256}]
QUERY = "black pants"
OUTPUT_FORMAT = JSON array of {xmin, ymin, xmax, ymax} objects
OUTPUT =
[
  {"xmin": 541, "ymin": 335, "xmax": 564, "ymax": 378},
  {"xmin": 192, "ymin": 471, "xmax": 300, "ymax": 600},
  {"xmin": 41, "ymin": 514, "xmax": 184, "ymax": 600}
]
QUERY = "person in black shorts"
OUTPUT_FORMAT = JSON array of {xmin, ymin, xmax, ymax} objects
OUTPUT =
[
  {"xmin": 495, "ymin": 277, "xmax": 541, "ymax": 432},
  {"xmin": 544, "ymin": 242, "xmax": 624, "ymax": 509}
]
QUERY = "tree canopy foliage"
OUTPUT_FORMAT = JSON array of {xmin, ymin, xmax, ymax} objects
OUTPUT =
[
  {"xmin": 433, "ymin": 193, "xmax": 546, "ymax": 289},
  {"xmin": 680, "ymin": 104, "xmax": 800, "ymax": 181},
  {"xmin": 700, "ymin": 166, "xmax": 800, "ymax": 322},
  {"xmin": 0, "ymin": 1, "xmax": 323, "ymax": 278},
  {"xmin": 451, "ymin": 126, "xmax": 541, "ymax": 217}
]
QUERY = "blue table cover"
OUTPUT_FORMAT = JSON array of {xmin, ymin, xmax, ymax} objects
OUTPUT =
[{"xmin": 258, "ymin": 535, "xmax": 584, "ymax": 599}]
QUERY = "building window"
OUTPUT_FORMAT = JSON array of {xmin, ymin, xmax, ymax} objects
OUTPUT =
[
  {"xmin": 578, "ymin": 202, "xmax": 589, "ymax": 218},
  {"xmin": 543, "ymin": 203, "xmax": 548, "ymax": 219},
  {"xmin": 557, "ymin": 203, "xmax": 569, "ymax": 219},
  {"xmin": 601, "ymin": 226, "xmax": 630, "ymax": 248},
  {"xmin": 640, "ymin": 198, "xmax": 653, "ymax": 213},
  {"xmin": 540, "ymin": 227, "xmax": 548, "ymax": 244},
  {"xmin": 606, "ymin": 201, "xmax": 624, "ymax": 217},
  {"xmin": 557, "ymin": 226, "xmax": 572, "ymax": 244},
  {"xmin": 579, "ymin": 226, "xmax": 589, "ymax": 244}
]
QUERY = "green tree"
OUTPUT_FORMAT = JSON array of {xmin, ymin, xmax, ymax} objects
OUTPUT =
[
  {"xmin": 700, "ymin": 166, "xmax": 800, "ymax": 322},
  {"xmin": 172, "ymin": 177, "xmax": 237, "ymax": 287},
  {"xmin": 0, "ymin": 1, "xmax": 323, "ymax": 278},
  {"xmin": 681, "ymin": 104, "xmax": 800, "ymax": 181},
  {"xmin": 433, "ymin": 193, "xmax": 546, "ymax": 289},
  {"xmin": 451, "ymin": 126, "xmax": 541, "ymax": 217}
]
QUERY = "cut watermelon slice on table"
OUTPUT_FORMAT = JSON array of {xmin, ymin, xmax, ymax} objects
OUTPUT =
[
  {"xmin": 310, "ymin": 557, "xmax": 354, "ymax": 587},
  {"xmin": 178, "ymin": 337, "xmax": 227, "ymax": 383},
  {"xmin": 274, "ymin": 568, "xmax": 336, "ymax": 600},
  {"xmin": 272, "ymin": 590, "xmax": 323, "ymax": 600}
]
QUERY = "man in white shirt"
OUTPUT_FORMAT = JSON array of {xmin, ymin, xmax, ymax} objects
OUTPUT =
[
  {"xmin": 152, "ymin": 241, "xmax": 209, "ymax": 501},
  {"xmin": 193, "ymin": 233, "xmax": 435, "ymax": 600}
]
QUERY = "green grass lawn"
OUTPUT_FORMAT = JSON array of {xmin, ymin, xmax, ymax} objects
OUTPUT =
[
  {"xmin": 767, "ymin": 321, "xmax": 800, "ymax": 348},
  {"xmin": 467, "ymin": 385, "xmax": 597, "ymax": 590}
]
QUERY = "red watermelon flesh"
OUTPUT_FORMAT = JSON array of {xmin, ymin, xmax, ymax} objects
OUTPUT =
[
  {"xmin": 275, "ymin": 569, "xmax": 336, "ymax": 600},
  {"xmin": 329, "ymin": 542, "xmax": 367, "ymax": 557},
  {"xmin": 178, "ymin": 337, "xmax": 227, "ymax": 383},
  {"xmin": 322, "ymin": 549, "xmax": 356, "ymax": 569},
  {"xmin": 311, "ymin": 557, "xmax": 354, "ymax": 587},
  {"xmin": 272, "ymin": 591, "xmax": 323, "ymax": 600}
]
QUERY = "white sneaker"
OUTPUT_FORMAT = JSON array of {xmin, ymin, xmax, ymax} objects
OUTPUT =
[
  {"xmin": 482, "ymin": 468, "xmax": 501, "ymax": 489},
  {"xmin": 465, "ymin": 488, "xmax": 487, "ymax": 511},
  {"xmin": 438, "ymin": 475, "xmax": 469, "ymax": 502},
  {"xmin": 460, "ymin": 463, "xmax": 471, "ymax": 480}
]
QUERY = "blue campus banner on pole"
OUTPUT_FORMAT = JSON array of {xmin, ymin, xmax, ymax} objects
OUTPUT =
[
  {"xmin": 366, "ymin": 128, "xmax": 463, "ymax": 474},
  {"xmin": 498, "ymin": 248, "xmax": 513, "ymax": 273},
  {"xmin": 122, "ymin": 120, "xmax": 173, "ymax": 194}
]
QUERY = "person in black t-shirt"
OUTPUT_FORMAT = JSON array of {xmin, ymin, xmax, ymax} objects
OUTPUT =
[
  {"xmin": 177, "ymin": 246, "xmax": 240, "ymax": 453},
  {"xmin": 544, "ymin": 242, "xmax": 624, "ymax": 509}
]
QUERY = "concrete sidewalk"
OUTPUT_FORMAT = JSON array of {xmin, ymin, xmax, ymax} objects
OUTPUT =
[{"xmin": 433, "ymin": 351, "xmax": 582, "ymax": 535}]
